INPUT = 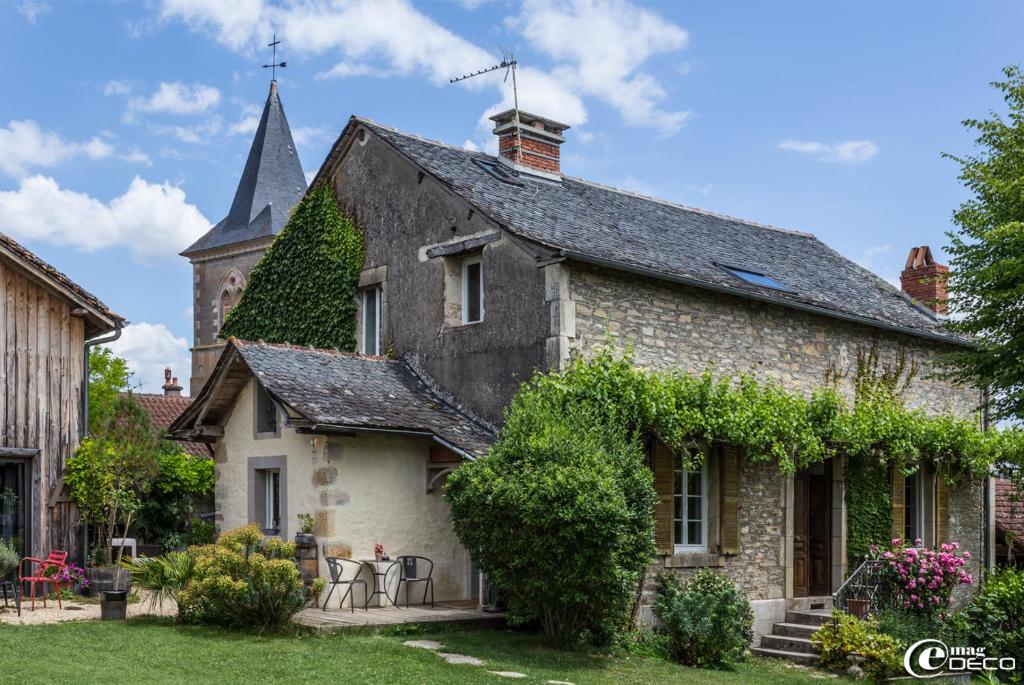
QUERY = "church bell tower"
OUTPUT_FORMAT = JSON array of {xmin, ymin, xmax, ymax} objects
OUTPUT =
[{"xmin": 181, "ymin": 80, "xmax": 307, "ymax": 392}]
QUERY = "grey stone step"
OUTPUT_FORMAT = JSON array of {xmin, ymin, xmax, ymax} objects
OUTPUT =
[
  {"xmin": 772, "ymin": 622, "xmax": 819, "ymax": 639},
  {"xmin": 760, "ymin": 634, "xmax": 818, "ymax": 654},
  {"xmin": 750, "ymin": 646, "xmax": 819, "ymax": 665},
  {"xmin": 784, "ymin": 609, "xmax": 832, "ymax": 627}
]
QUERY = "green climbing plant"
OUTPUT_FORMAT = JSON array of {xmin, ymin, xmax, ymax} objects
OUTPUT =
[{"xmin": 220, "ymin": 183, "xmax": 365, "ymax": 350}]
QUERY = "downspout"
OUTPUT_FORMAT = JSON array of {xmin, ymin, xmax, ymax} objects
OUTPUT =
[{"xmin": 79, "ymin": 324, "xmax": 123, "ymax": 566}]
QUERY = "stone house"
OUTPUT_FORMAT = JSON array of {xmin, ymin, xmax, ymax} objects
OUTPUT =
[
  {"xmin": 0, "ymin": 233, "xmax": 122, "ymax": 561},
  {"xmin": 173, "ymin": 100, "xmax": 992, "ymax": 637}
]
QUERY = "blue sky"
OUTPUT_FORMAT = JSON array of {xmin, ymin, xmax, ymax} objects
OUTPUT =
[{"xmin": 0, "ymin": 0, "xmax": 1020, "ymax": 393}]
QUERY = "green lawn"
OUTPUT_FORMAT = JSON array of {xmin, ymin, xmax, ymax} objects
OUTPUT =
[{"xmin": 0, "ymin": 618, "xmax": 834, "ymax": 684}]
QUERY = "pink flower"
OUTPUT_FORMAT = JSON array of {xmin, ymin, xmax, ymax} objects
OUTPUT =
[{"xmin": 964, "ymin": 551, "xmax": 971, "ymax": 560}]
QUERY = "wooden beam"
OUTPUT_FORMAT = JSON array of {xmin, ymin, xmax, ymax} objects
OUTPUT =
[{"xmin": 0, "ymin": 446, "xmax": 38, "ymax": 457}]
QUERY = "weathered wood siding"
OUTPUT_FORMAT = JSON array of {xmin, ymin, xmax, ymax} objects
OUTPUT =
[{"xmin": 0, "ymin": 256, "xmax": 84, "ymax": 558}]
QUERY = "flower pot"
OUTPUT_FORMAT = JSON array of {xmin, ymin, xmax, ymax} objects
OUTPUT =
[
  {"xmin": 374, "ymin": 552, "xmax": 383, "ymax": 561},
  {"xmin": 847, "ymin": 598, "xmax": 870, "ymax": 619},
  {"xmin": 100, "ymin": 590, "xmax": 128, "ymax": 620},
  {"xmin": 295, "ymin": 533, "xmax": 315, "ymax": 545}
]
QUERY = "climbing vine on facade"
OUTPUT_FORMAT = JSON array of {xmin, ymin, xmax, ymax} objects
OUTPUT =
[{"xmin": 220, "ymin": 184, "xmax": 365, "ymax": 350}]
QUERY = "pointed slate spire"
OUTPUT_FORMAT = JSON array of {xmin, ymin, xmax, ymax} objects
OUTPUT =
[{"xmin": 182, "ymin": 82, "xmax": 308, "ymax": 256}]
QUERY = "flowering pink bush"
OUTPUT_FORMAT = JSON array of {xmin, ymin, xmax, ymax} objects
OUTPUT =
[
  {"xmin": 870, "ymin": 538, "xmax": 972, "ymax": 614},
  {"xmin": 41, "ymin": 562, "xmax": 91, "ymax": 595}
]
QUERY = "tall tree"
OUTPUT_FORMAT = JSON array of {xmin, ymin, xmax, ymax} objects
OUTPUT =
[
  {"xmin": 220, "ymin": 184, "xmax": 365, "ymax": 350},
  {"xmin": 944, "ymin": 65, "xmax": 1024, "ymax": 423}
]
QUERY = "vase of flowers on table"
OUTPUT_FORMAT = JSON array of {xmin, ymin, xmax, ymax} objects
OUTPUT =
[{"xmin": 374, "ymin": 543, "xmax": 384, "ymax": 561}]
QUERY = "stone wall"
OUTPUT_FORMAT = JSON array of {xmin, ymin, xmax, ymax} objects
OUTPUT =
[{"xmin": 569, "ymin": 263, "xmax": 979, "ymax": 417}]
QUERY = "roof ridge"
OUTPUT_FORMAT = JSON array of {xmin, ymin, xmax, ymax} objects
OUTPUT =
[
  {"xmin": 233, "ymin": 338, "xmax": 393, "ymax": 361},
  {"xmin": 356, "ymin": 116, "xmax": 491, "ymax": 159}
]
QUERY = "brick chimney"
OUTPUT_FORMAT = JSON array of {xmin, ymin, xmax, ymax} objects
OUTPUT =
[
  {"xmin": 489, "ymin": 109, "xmax": 569, "ymax": 177},
  {"xmin": 162, "ymin": 367, "xmax": 183, "ymax": 397},
  {"xmin": 900, "ymin": 246, "xmax": 949, "ymax": 314}
]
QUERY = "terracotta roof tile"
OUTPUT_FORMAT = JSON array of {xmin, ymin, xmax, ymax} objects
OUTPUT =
[{"xmin": 133, "ymin": 393, "xmax": 211, "ymax": 458}]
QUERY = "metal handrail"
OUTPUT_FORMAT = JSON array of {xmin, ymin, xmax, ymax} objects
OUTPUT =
[{"xmin": 833, "ymin": 558, "xmax": 889, "ymax": 616}]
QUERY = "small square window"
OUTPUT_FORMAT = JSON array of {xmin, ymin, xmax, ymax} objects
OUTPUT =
[
  {"xmin": 723, "ymin": 266, "xmax": 788, "ymax": 291},
  {"xmin": 462, "ymin": 257, "xmax": 484, "ymax": 324}
]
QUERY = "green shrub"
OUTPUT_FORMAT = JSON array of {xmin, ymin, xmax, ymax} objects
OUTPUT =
[
  {"xmin": 445, "ymin": 400, "xmax": 654, "ymax": 644},
  {"xmin": 186, "ymin": 518, "xmax": 215, "ymax": 546},
  {"xmin": 653, "ymin": 570, "xmax": 753, "ymax": 668},
  {"xmin": 0, "ymin": 537, "xmax": 18, "ymax": 579},
  {"xmin": 813, "ymin": 610, "xmax": 903, "ymax": 681},
  {"xmin": 176, "ymin": 524, "xmax": 324, "ymax": 632},
  {"xmin": 875, "ymin": 607, "xmax": 968, "ymax": 649},
  {"xmin": 962, "ymin": 567, "xmax": 1024, "ymax": 683}
]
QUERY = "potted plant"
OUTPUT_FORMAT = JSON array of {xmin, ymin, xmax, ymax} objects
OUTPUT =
[{"xmin": 295, "ymin": 513, "xmax": 315, "ymax": 545}]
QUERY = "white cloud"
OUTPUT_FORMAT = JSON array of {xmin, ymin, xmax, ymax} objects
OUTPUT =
[
  {"xmin": 509, "ymin": 0, "xmax": 692, "ymax": 135},
  {"xmin": 291, "ymin": 125, "xmax": 327, "ymax": 147},
  {"xmin": 103, "ymin": 79, "xmax": 132, "ymax": 97},
  {"xmin": 127, "ymin": 82, "xmax": 222, "ymax": 117},
  {"xmin": 121, "ymin": 148, "xmax": 153, "ymax": 166},
  {"xmin": 304, "ymin": 169, "xmax": 317, "ymax": 185},
  {"xmin": 778, "ymin": 139, "xmax": 879, "ymax": 164},
  {"xmin": 0, "ymin": 120, "xmax": 114, "ymax": 177},
  {"xmin": 16, "ymin": 1, "xmax": 50, "ymax": 23},
  {"xmin": 158, "ymin": 0, "xmax": 689, "ymax": 137},
  {"xmin": 107, "ymin": 322, "xmax": 192, "ymax": 395},
  {"xmin": 0, "ymin": 175, "xmax": 210, "ymax": 264}
]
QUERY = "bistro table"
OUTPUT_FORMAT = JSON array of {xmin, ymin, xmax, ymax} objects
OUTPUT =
[{"xmin": 360, "ymin": 559, "xmax": 400, "ymax": 607}]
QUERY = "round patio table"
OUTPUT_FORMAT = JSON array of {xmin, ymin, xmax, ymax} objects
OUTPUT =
[{"xmin": 360, "ymin": 559, "xmax": 399, "ymax": 607}]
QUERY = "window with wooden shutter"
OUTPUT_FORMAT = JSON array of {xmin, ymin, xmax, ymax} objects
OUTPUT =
[
  {"xmin": 653, "ymin": 441, "xmax": 674, "ymax": 554},
  {"xmin": 891, "ymin": 465, "xmax": 906, "ymax": 542},
  {"xmin": 935, "ymin": 466, "xmax": 950, "ymax": 545},
  {"xmin": 719, "ymin": 445, "xmax": 741, "ymax": 555}
]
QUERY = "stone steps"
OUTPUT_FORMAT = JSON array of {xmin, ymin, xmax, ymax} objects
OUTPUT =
[{"xmin": 752, "ymin": 609, "xmax": 832, "ymax": 666}]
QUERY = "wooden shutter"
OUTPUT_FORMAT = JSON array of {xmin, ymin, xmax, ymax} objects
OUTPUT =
[
  {"xmin": 891, "ymin": 465, "xmax": 906, "ymax": 542},
  {"xmin": 935, "ymin": 466, "xmax": 950, "ymax": 546},
  {"xmin": 719, "ymin": 445, "xmax": 741, "ymax": 555},
  {"xmin": 653, "ymin": 441, "xmax": 674, "ymax": 554}
]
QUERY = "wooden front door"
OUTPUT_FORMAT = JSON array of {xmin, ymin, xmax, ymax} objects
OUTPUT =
[{"xmin": 793, "ymin": 461, "xmax": 831, "ymax": 597}]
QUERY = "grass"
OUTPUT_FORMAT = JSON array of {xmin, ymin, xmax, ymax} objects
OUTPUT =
[{"xmin": 0, "ymin": 617, "xmax": 836, "ymax": 684}]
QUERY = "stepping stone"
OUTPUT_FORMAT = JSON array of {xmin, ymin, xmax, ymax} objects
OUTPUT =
[
  {"xmin": 438, "ymin": 653, "xmax": 484, "ymax": 666},
  {"xmin": 546, "ymin": 681, "xmax": 575, "ymax": 685},
  {"xmin": 403, "ymin": 640, "xmax": 444, "ymax": 650},
  {"xmin": 488, "ymin": 672, "xmax": 527, "ymax": 679}
]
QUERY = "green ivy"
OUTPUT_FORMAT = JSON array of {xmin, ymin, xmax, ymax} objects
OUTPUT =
[
  {"xmin": 517, "ymin": 345, "xmax": 1024, "ymax": 480},
  {"xmin": 845, "ymin": 455, "xmax": 893, "ymax": 562},
  {"xmin": 220, "ymin": 184, "xmax": 365, "ymax": 349}
]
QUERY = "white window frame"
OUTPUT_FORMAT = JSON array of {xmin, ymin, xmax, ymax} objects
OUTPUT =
[
  {"xmin": 904, "ymin": 469, "xmax": 925, "ymax": 546},
  {"xmin": 264, "ymin": 469, "xmax": 281, "ymax": 533},
  {"xmin": 674, "ymin": 458, "xmax": 709, "ymax": 552},
  {"xmin": 362, "ymin": 286, "xmax": 381, "ymax": 355},
  {"xmin": 461, "ymin": 257, "xmax": 484, "ymax": 325}
]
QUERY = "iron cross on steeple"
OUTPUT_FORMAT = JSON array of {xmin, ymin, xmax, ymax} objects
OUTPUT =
[{"xmin": 262, "ymin": 34, "xmax": 286, "ymax": 82}]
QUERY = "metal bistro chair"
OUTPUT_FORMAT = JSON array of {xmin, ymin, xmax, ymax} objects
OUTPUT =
[
  {"xmin": 322, "ymin": 555, "xmax": 368, "ymax": 613},
  {"xmin": 396, "ymin": 556, "xmax": 434, "ymax": 609},
  {"xmin": 19, "ymin": 549, "xmax": 68, "ymax": 610}
]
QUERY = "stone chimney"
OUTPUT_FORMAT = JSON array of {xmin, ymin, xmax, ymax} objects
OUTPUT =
[
  {"xmin": 162, "ymin": 367, "xmax": 183, "ymax": 397},
  {"xmin": 900, "ymin": 246, "xmax": 949, "ymax": 314},
  {"xmin": 489, "ymin": 109, "xmax": 570, "ymax": 177}
]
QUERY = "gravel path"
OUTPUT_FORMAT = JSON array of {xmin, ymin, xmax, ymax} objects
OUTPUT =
[{"xmin": 0, "ymin": 592, "xmax": 176, "ymax": 625}]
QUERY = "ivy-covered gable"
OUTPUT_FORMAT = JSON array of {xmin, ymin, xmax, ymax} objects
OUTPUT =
[{"xmin": 220, "ymin": 184, "xmax": 365, "ymax": 350}]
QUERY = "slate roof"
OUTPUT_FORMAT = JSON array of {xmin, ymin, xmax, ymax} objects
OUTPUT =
[
  {"xmin": 352, "ymin": 118, "xmax": 963, "ymax": 345},
  {"xmin": 182, "ymin": 82, "xmax": 307, "ymax": 256},
  {"xmin": 133, "ymin": 393, "xmax": 211, "ymax": 458},
  {"xmin": 173, "ymin": 340, "xmax": 494, "ymax": 458}
]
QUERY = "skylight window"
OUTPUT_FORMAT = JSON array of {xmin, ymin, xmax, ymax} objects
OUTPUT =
[
  {"xmin": 724, "ymin": 266, "xmax": 788, "ymax": 291},
  {"xmin": 473, "ymin": 159, "xmax": 523, "ymax": 186}
]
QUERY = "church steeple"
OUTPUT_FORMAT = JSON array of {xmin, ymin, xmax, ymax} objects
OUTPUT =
[{"xmin": 182, "ymin": 82, "xmax": 307, "ymax": 256}]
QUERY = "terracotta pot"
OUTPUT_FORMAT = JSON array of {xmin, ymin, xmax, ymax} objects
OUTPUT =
[
  {"xmin": 374, "ymin": 551, "xmax": 383, "ymax": 561},
  {"xmin": 847, "ymin": 598, "xmax": 870, "ymax": 619}
]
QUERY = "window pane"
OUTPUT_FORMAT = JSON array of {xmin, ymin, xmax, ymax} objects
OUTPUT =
[
  {"xmin": 674, "ymin": 468, "xmax": 683, "ymax": 496},
  {"xmin": 256, "ymin": 384, "xmax": 277, "ymax": 434},
  {"xmin": 363, "ymin": 287, "xmax": 379, "ymax": 355},
  {"xmin": 687, "ymin": 496, "xmax": 701, "ymax": 522},
  {"xmin": 688, "ymin": 520, "xmax": 702, "ymax": 545},
  {"xmin": 465, "ymin": 261, "xmax": 481, "ymax": 323},
  {"xmin": 904, "ymin": 472, "xmax": 919, "ymax": 543},
  {"xmin": 687, "ymin": 466, "xmax": 703, "ymax": 496}
]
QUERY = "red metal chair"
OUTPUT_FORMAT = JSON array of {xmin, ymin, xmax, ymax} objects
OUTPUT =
[{"xmin": 19, "ymin": 550, "xmax": 68, "ymax": 610}]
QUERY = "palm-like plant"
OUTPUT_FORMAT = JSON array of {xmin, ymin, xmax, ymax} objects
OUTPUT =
[{"xmin": 123, "ymin": 551, "xmax": 195, "ymax": 613}]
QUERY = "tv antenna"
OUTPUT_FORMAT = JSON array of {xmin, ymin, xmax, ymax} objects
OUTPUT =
[
  {"xmin": 450, "ymin": 53, "xmax": 523, "ymax": 165},
  {"xmin": 263, "ymin": 34, "xmax": 287, "ymax": 82}
]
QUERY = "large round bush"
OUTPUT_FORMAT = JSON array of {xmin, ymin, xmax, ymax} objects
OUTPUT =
[
  {"xmin": 653, "ymin": 570, "xmax": 753, "ymax": 668},
  {"xmin": 445, "ymin": 400, "xmax": 654, "ymax": 644},
  {"xmin": 963, "ymin": 567, "xmax": 1024, "ymax": 683}
]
